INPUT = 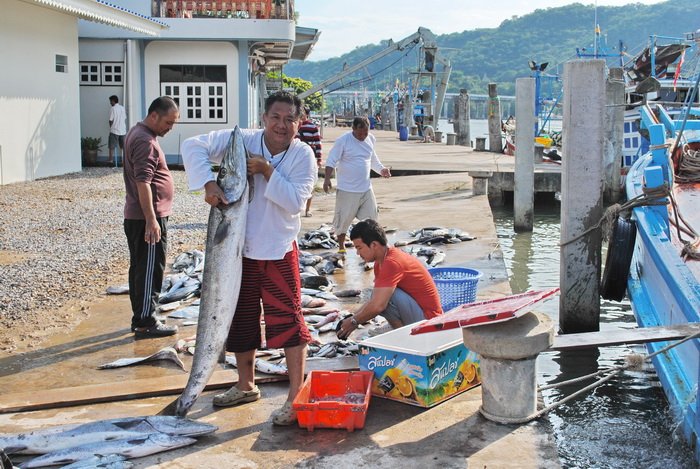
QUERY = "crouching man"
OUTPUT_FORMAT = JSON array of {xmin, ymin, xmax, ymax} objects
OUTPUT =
[{"xmin": 336, "ymin": 219, "xmax": 443, "ymax": 339}]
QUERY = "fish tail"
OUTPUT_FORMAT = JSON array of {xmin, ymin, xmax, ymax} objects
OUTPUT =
[{"xmin": 157, "ymin": 398, "xmax": 184, "ymax": 416}]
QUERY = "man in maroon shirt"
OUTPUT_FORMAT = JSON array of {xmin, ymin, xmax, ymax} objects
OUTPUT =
[{"xmin": 123, "ymin": 96, "xmax": 179, "ymax": 338}]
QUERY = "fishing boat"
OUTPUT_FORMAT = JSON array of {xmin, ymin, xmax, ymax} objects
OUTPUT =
[
  {"xmin": 623, "ymin": 98, "xmax": 700, "ymax": 462},
  {"xmin": 622, "ymin": 32, "xmax": 700, "ymax": 167}
]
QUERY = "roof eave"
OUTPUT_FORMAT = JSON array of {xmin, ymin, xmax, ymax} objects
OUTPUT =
[{"xmin": 21, "ymin": 0, "xmax": 168, "ymax": 36}]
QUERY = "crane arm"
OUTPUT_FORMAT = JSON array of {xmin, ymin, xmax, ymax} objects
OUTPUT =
[{"xmin": 299, "ymin": 27, "xmax": 437, "ymax": 100}]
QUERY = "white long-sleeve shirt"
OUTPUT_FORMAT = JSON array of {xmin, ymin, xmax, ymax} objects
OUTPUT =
[
  {"xmin": 325, "ymin": 132, "xmax": 385, "ymax": 193},
  {"xmin": 181, "ymin": 128, "xmax": 316, "ymax": 260}
]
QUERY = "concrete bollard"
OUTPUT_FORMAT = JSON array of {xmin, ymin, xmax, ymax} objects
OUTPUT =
[
  {"xmin": 462, "ymin": 311, "xmax": 554, "ymax": 423},
  {"xmin": 469, "ymin": 171, "xmax": 493, "ymax": 196},
  {"xmin": 475, "ymin": 137, "xmax": 486, "ymax": 151},
  {"xmin": 534, "ymin": 145, "xmax": 544, "ymax": 163},
  {"xmin": 446, "ymin": 133, "xmax": 456, "ymax": 145}
]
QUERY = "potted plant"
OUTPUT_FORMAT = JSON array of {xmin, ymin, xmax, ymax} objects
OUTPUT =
[{"xmin": 81, "ymin": 137, "xmax": 103, "ymax": 166}]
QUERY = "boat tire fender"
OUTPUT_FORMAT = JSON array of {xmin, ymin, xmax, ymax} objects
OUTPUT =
[{"xmin": 601, "ymin": 216, "xmax": 637, "ymax": 302}]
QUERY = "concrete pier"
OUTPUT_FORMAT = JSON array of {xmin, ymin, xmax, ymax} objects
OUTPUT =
[
  {"xmin": 0, "ymin": 126, "xmax": 560, "ymax": 469},
  {"xmin": 514, "ymin": 77, "xmax": 536, "ymax": 232},
  {"xmin": 560, "ymin": 59, "xmax": 606, "ymax": 333}
]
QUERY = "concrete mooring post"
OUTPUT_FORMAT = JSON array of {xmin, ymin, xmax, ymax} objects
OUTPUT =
[
  {"xmin": 488, "ymin": 83, "xmax": 503, "ymax": 152},
  {"xmin": 453, "ymin": 89, "xmax": 470, "ymax": 146},
  {"xmin": 560, "ymin": 59, "xmax": 606, "ymax": 333},
  {"xmin": 604, "ymin": 67, "xmax": 624, "ymax": 203},
  {"xmin": 388, "ymin": 96, "xmax": 397, "ymax": 132},
  {"xmin": 514, "ymin": 77, "xmax": 535, "ymax": 232},
  {"xmin": 462, "ymin": 312, "xmax": 554, "ymax": 423}
]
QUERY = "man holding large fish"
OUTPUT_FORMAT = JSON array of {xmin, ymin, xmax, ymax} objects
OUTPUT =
[{"xmin": 181, "ymin": 92, "xmax": 316, "ymax": 425}]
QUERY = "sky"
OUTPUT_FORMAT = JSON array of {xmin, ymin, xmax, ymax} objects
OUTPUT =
[{"xmin": 295, "ymin": 0, "xmax": 667, "ymax": 61}]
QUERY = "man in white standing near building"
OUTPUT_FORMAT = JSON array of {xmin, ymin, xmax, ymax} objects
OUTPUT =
[
  {"xmin": 108, "ymin": 95, "xmax": 127, "ymax": 166},
  {"xmin": 323, "ymin": 116, "xmax": 391, "ymax": 252}
]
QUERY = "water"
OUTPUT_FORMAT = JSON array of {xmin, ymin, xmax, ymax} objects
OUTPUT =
[{"xmin": 492, "ymin": 203, "xmax": 695, "ymax": 468}]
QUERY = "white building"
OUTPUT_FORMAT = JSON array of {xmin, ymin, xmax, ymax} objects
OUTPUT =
[
  {"xmin": 78, "ymin": 0, "xmax": 318, "ymax": 165},
  {"xmin": 0, "ymin": 0, "xmax": 165, "ymax": 185},
  {"xmin": 1, "ymin": 0, "xmax": 318, "ymax": 184}
]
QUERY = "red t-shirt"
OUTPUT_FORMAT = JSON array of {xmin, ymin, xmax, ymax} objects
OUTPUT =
[
  {"xmin": 373, "ymin": 247, "xmax": 443, "ymax": 319},
  {"xmin": 123, "ymin": 122, "xmax": 174, "ymax": 220}
]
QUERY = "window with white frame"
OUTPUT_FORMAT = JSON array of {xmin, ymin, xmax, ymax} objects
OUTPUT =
[
  {"xmin": 102, "ymin": 63, "xmax": 123, "ymax": 85},
  {"xmin": 79, "ymin": 61, "xmax": 125, "ymax": 85},
  {"xmin": 160, "ymin": 65, "xmax": 227, "ymax": 123}
]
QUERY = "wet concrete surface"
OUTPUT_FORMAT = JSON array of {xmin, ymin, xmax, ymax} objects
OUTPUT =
[{"xmin": 0, "ymin": 128, "xmax": 560, "ymax": 468}]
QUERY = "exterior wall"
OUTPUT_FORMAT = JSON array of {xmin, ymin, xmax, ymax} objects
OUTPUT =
[
  {"xmin": 143, "ymin": 41, "xmax": 241, "ymax": 159},
  {"xmin": 0, "ymin": 1, "xmax": 82, "ymax": 184}
]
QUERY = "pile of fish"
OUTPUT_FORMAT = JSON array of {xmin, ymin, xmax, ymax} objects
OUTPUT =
[
  {"xmin": 298, "ymin": 225, "xmax": 338, "ymax": 250},
  {"xmin": 299, "ymin": 250, "xmax": 345, "ymax": 276},
  {"xmin": 401, "ymin": 246, "xmax": 446, "ymax": 267},
  {"xmin": 394, "ymin": 226, "xmax": 476, "ymax": 247},
  {"xmin": 0, "ymin": 416, "xmax": 216, "ymax": 468}
]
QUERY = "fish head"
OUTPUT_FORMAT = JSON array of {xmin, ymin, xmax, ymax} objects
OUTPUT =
[
  {"xmin": 144, "ymin": 432, "xmax": 197, "ymax": 450},
  {"xmin": 145, "ymin": 416, "xmax": 218, "ymax": 437},
  {"xmin": 217, "ymin": 126, "xmax": 249, "ymax": 206}
]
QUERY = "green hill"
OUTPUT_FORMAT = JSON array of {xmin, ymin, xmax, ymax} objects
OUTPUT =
[{"xmin": 286, "ymin": 0, "xmax": 700, "ymax": 95}]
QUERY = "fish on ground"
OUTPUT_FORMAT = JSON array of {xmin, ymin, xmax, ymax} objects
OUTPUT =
[
  {"xmin": 224, "ymin": 355, "xmax": 288, "ymax": 376},
  {"xmin": 105, "ymin": 284, "xmax": 129, "ymax": 295},
  {"xmin": 167, "ymin": 305, "xmax": 200, "ymax": 319},
  {"xmin": 160, "ymin": 126, "xmax": 250, "ymax": 417},
  {"xmin": 98, "ymin": 347, "xmax": 186, "ymax": 372},
  {"xmin": 59, "ymin": 454, "xmax": 133, "ymax": 468},
  {"xmin": 19, "ymin": 433, "xmax": 196, "ymax": 468},
  {"xmin": 0, "ymin": 416, "xmax": 216, "ymax": 455}
]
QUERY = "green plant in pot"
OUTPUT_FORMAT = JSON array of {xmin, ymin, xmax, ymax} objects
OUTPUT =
[{"xmin": 81, "ymin": 137, "xmax": 103, "ymax": 166}]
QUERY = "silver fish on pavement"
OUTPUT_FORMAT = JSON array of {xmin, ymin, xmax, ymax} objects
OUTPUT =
[
  {"xmin": 19, "ymin": 433, "xmax": 196, "ymax": 468},
  {"xmin": 160, "ymin": 126, "xmax": 250, "ymax": 417},
  {"xmin": 97, "ymin": 347, "xmax": 186, "ymax": 372},
  {"xmin": 0, "ymin": 416, "xmax": 216, "ymax": 456},
  {"xmin": 59, "ymin": 454, "xmax": 133, "ymax": 469}
]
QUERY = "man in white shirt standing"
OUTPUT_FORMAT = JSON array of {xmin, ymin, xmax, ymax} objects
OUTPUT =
[
  {"xmin": 108, "ymin": 95, "xmax": 127, "ymax": 166},
  {"xmin": 181, "ymin": 91, "xmax": 316, "ymax": 426},
  {"xmin": 323, "ymin": 116, "xmax": 391, "ymax": 252}
]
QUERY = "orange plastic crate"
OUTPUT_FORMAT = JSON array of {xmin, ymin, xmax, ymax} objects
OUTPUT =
[{"xmin": 292, "ymin": 370, "xmax": 373, "ymax": 431}]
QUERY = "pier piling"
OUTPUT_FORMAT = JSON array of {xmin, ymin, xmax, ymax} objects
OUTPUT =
[
  {"xmin": 514, "ymin": 77, "xmax": 535, "ymax": 232},
  {"xmin": 453, "ymin": 89, "xmax": 471, "ymax": 146},
  {"xmin": 488, "ymin": 83, "xmax": 503, "ymax": 152},
  {"xmin": 604, "ymin": 67, "xmax": 624, "ymax": 202},
  {"xmin": 560, "ymin": 60, "xmax": 606, "ymax": 333}
]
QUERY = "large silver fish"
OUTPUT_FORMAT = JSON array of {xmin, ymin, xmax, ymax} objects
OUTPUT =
[
  {"xmin": 19, "ymin": 433, "xmax": 195, "ymax": 468},
  {"xmin": 0, "ymin": 416, "xmax": 216, "ymax": 455},
  {"xmin": 160, "ymin": 126, "xmax": 249, "ymax": 417}
]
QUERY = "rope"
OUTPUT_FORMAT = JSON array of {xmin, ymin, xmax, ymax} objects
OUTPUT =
[
  {"xmin": 484, "ymin": 329, "xmax": 700, "ymax": 425},
  {"xmin": 560, "ymin": 184, "xmax": 670, "ymax": 247}
]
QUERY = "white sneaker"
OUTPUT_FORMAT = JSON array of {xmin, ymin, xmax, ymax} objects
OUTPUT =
[{"xmin": 368, "ymin": 323, "xmax": 393, "ymax": 337}]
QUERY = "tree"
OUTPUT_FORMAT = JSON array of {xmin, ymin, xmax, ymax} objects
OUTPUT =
[{"xmin": 266, "ymin": 72, "xmax": 322, "ymax": 111}]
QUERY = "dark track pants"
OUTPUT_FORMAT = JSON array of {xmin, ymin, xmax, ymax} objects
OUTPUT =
[{"xmin": 124, "ymin": 217, "xmax": 168, "ymax": 328}]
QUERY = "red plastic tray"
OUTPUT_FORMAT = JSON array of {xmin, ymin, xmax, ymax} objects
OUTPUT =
[
  {"xmin": 293, "ymin": 370, "xmax": 374, "ymax": 431},
  {"xmin": 410, "ymin": 288, "xmax": 560, "ymax": 334}
]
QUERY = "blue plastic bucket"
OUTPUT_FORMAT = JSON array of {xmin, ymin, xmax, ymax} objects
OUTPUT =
[
  {"xmin": 399, "ymin": 125, "xmax": 408, "ymax": 141},
  {"xmin": 429, "ymin": 267, "xmax": 482, "ymax": 311}
]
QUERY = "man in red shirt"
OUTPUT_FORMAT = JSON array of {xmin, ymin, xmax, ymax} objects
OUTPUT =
[
  {"xmin": 123, "ymin": 96, "xmax": 180, "ymax": 338},
  {"xmin": 336, "ymin": 219, "xmax": 443, "ymax": 339}
]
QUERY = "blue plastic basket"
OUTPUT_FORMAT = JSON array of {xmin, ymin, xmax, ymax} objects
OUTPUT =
[{"xmin": 429, "ymin": 267, "xmax": 482, "ymax": 311}]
